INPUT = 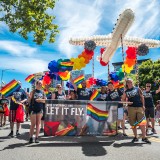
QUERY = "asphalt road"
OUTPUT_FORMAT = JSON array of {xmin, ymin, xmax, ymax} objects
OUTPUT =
[{"xmin": 0, "ymin": 121, "xmax": 160, "ymax": 160}]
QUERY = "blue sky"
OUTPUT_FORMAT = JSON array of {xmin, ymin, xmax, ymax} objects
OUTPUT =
[{"xmin": 0, "ymin": 0, "xmax": 160, "ymax": 90}]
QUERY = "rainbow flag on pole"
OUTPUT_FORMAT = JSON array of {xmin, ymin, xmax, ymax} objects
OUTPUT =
[
  {"xmin": 25, "ymin": 74, "xmax": 35, "ymax": 84},
  {"xmin": 90, "ymin": 90, "xmax": 100, "ymax": 100},
  {"xmin": 87, "ymin": 103, "xmax": 109, "ymax": 122},
  {"xmin": 73, "ymin": 75, "xmax": 84, "ymax": 85},
  {"xmin": 0, "ymin": 80, "xmax": 21, "ymax": 98}
]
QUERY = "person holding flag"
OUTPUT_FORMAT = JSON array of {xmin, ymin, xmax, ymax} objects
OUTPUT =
[{"xmin": 8, "ymin": 81, "xmax": 27, "ymax": 137}]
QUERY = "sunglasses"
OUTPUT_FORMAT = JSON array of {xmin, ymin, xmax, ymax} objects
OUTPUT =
[
  {"xmin": 57, "ymin": 86, "xmax": 62, "ymax": 88},
  {"xmin": 146, "ymin": 86, "xmax": 151, "ymax": 88}
]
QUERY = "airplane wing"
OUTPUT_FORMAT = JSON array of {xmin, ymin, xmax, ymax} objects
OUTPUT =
[
  {"xmin": 69, "ymin": 34, "xmax": 112, "ymax": 46},
  {"xmin": 122, "ymin": 36, "xmax": 160, "ymax": 48}
]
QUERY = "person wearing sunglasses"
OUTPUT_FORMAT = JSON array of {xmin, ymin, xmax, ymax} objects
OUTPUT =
[
  {"xmin": 143, "ymin": 83, "xmax": 160, "ymax": 134},
  {"xmin": 29, "ymin": 80, "xmax": 46, "ymax": 143},
  {"xmin": 52, "ymin": 84, "xmax": 66, "ymax": 100}
]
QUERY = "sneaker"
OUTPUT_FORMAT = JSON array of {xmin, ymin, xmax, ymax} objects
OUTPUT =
[
  {"xmin": 118, "ymin": 126, "xmax": 122, "ymax": 130},
  {"xmin": 151, "ymin": 128, "xmax": 157, "ymax": 134},
  {"xmin": 142, "ymin": 138, "xmax": 151, "ymax": 144},
  {"xmin": 40, "ymin": 128, "xmax": 44, "ymax": 132},
  {"xmin": 131, "ymin": 137, "xmax": 138, "ymax": 143},
  {"xmin": 29, "ymin": 137, "xmax": 33, "ymax": 143},
  {"xmin": 35, "ymin": 138, "xmax": 39, "ymax": 143},
  {"xmin": 8, "ymin": 132, "xmax": 14, "ymax": 138},
  {"xmin": 125, "ymin": 126, "xmax": 128, "ymax": 129},
  {"xmin": 146, "ymin": 129, "xmax": 149, "ymax": 135},
  {"xmin": 122, "ymin": 133, "xmax": 128, "ymax": 137},
  {"xmin": 16, "ymin": 132, "xmax": 21, "ymax": 136}
]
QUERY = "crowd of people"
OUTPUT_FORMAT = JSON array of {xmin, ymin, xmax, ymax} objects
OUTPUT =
[{"xmin": 0, "ymin": 79, "xmax": 160, "ymax": 144}]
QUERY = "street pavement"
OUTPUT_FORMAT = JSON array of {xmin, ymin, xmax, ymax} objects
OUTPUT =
[{"xmin": 0, "ymin": 120, "xmax": 160, "ymax": 160}]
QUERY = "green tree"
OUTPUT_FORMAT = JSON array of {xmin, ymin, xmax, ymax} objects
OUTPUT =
[
  {"xmin": 0, "ymin": 0, "xmax": 59, "ymax": 45},
  {"xmin": 138, "ymin": 59, "xmax": 160, "ymax": 87},
  {"xmin": 138, "ymin": 59, "xmax": 160, "ymax": 102}
]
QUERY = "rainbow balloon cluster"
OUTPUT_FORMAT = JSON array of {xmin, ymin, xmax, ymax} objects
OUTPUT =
[
  {"xmin": 109, "ymin": 68, "xmax": 124, "ymax": 88},
  {"xmin": 46, "ymin": 40, "xmax": 96, "ymax": 83},
  {"xmin": 122, "ymin": 47, "xmax": 136, "ymax": 73}
]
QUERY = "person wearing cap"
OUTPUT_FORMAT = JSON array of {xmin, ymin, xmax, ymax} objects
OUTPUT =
[
  {"xmin": 8, "ymin": 81, "xmax": 27, "ymax": 137},
  {"xmin": 143, "ymin": 83, "xmax": 160, "ymax": 134},
  {"xmin": 122, "ymin": 79, "xmax": 151, "ymax": 143}
]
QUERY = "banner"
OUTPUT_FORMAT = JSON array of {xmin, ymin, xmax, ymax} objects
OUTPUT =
[{"xmin": 44, "ymin": 100, "xmax": 118, "ymax": 136}]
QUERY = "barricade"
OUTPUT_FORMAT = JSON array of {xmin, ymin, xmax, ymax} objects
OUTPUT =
[{"xmin": 44, "ymin": 100, "xmax": 118, "ymax": 136}]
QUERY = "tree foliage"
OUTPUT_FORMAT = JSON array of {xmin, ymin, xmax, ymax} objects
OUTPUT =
[
  {"xmin": 138, "ymin": 59, "xmax": 160, "ymax": 87},
  {"xmin": 138, "ymin": 59, "xmax": 160, "ymax": 102},
  {"xmin": 0, "ymin": 0, "xmax": 59, "ymax": 45}
]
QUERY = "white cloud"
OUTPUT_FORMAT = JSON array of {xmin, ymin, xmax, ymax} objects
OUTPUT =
[
  {"xmin": 54, "ymin": 0, "xmax": 104, "ymax": 58},
  {"xmin": 0, "ymin": 56, "xmax": 48, "ymax": 74},
  {"xmin": 0, "ymin": 40, "xmax": 37, "ymax": 57}
]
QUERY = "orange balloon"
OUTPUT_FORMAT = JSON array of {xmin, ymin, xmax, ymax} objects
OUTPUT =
[{"xmin": 86, "ymin": 80, "xmax": 91, "ymax": 88}]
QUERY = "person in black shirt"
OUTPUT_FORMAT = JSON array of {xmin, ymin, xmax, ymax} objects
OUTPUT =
[
  {"xmin": 8, "ymin": 81, "xmax": 27, "ymax": 137},
  {"xmin": 107, "ymin": 82, "xmax": 127, "ymax": 136},
  {"xmin": 97, "ymin": 86, "xmax": 108, "ymax": 101},
  {"xmin": 70, "ymin": 78, "xmax": 92, "ymax": 100},
  {"xmin": 29, "ymin": 80, "xmax": 46, "ymax": 143},
  {"xmin": 143, "ymin": 83, "xmax": 160, "ymax": 134},
  {"xmin": 52, "ymin": 84, "xmax": 66, "ymax": 100},
  {"xmin": 122, "ymin": 79, "xmax": 151, "ymax": 144}
]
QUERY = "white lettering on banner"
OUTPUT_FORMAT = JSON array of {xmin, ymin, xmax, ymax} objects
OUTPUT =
[
  {"xmin": 64, "ymin": 108, "xmax": 69, "ymax": 115},
  {"xmin": 46, "ymin": 106, "xmax": 84, "ymax": 116}
]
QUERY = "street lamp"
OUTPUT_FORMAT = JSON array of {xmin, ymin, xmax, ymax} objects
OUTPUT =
[{"xmin": 0, "ymin": 69, "xmax": 15, "ymax": 89}]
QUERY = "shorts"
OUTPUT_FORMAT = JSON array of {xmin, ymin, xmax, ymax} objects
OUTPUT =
[
  {"xmin": 124, "ymin": 109, "xmax": 128, "ymax": 116},
  {"xmin": 145, "ymin": 107, "xmax": 155, "ymax": 118},
  {"xmin": 41, "ymin": 105, "xmax": 45, "ymax": 120},
  {"xmin": 9, "ymin": 110, "xmax": 17, "ymax": 122},
  {"xmin": 30, "ymin": 110, "xmax": 43, "ymax": 115},
  {"xmin": 118, "ymin": 108, "xmax": 124, "ymax": 120},
  {"xmin": 128, "ymin": 107, "xmax": 145, "ymax": 126}
]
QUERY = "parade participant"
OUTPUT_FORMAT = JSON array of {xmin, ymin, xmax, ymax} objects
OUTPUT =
[
  {"xmin": 70, "ymin": 77, "xmax": 92, "ymax": 100},
  {"xmin": 155, "ymin": 100, "xmax": 160, "ymax": 126},
  {"xmin": 0, "ymin": 95, "xmax": 9, "ymax": 127},
  {"xmin": 107, "ymin": 82, "xmax": 127, "ymax": 136},
  {"xmin": 8, "ymin": 81, "xmax": 27, "ymax": 137},
  {"xmin": 97, "ymin": 86, "xmax": 108, "ymax": 101},
  {"xmin": 143, "ymin": 83, "xmax": 160, "ymax": 134},
  {"xmin": 41, "ymin": 85, "xmax": 52, "ymax": 132},
  {"xmin": 52, "ymin": 84, "xmax": 66, "ymax": 100},
  {"xmin": 29, "ymin": 80, "xmax": 46, "ymax": 143},
  {"xmin": 69, "ymin": 90, "xmax": 77, "ymax": 100},
  {"xmin": 122, "ymin": 79, "xmax": 151, "ymax": 143}
]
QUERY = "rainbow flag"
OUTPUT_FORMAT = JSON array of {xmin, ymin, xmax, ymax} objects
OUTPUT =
[
  {"xmin": 55, "ymin": 124, "xmax": 76, "ymax": 136},
  {"xmin": 0, "ymin": 80, "xmax": 21, "ymax": 98},
  {"xmin": 90, "ymin": 90, "xmax": 100, "ymax": 100},
  {"xmin": 87, "ymin": 103, "xmax": 109, "ymax": 122},
  {"xmin": 25, "ymin": 74, "xmax": 35, "ymax": 84},
  {"xmin": 60, "ymin": 61, "xmax": 74, "ymax": 67},
  {"xmin": 73, "ymin": 75, "xmax": 84, "ymax": 85}
]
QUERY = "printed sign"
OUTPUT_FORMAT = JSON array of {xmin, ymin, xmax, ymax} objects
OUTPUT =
[{"xmin": 44, "ymin": 100, "xmax": 118, "ymax": 136}]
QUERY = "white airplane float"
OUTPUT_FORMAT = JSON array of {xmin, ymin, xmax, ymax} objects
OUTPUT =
[{"xmin": 69, "ymin": 9, "xmax": 160, "ymax": 64}]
